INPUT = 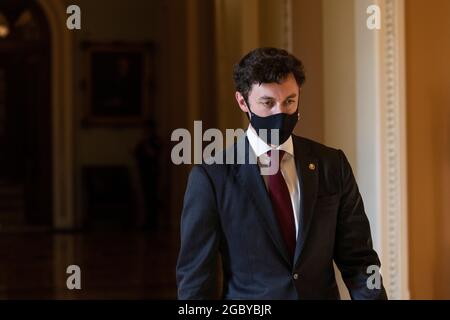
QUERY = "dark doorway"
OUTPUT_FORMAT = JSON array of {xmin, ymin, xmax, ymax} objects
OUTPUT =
[{"xmin": 0, "ymin": 1, "xmax": 52, "ymax": 227}]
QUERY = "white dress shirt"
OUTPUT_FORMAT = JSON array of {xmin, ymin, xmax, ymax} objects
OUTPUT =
[{"xmin": 246, "ymin": 125, "xmax": 301, "ymax": 239}]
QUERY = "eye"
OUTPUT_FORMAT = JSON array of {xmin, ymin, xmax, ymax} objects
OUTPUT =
[
  {"xmin": 261, "ymin": 101, "xmax": 274, "ymax": 107},
  {"xmin": 284, "ymin": 99, "xmax": 295, "ymax": 106}
]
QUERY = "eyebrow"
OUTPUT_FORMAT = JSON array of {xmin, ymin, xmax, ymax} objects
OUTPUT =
[{"xmin": 258, "ymin": 94, "xmax": 297, "ymax": 101}]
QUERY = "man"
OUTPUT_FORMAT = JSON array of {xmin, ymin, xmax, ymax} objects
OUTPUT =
[{"xmin": 176, "ymin": 47, "xmax": 387, "ymax": 300}]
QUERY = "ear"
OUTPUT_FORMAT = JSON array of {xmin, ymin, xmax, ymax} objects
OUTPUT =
[{"xmin": 235, "ymin": 91, "xmax": 249, "ymax": 113}]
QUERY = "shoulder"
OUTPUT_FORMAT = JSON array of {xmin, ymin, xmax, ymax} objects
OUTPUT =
[
  {"xmin": 292, "ymin": 135, "xmax": 343, "ymax": 159},
  {"xmin": 292, "ymin": 135, "xmax": 356, "ymax": 188},
  {"xmin": 189, "ymin": 137, "xmax": 246, "ymax": 182},
  {"xmin": 292, "ymin": 135, "xmax": 353, "ymax": 177}
]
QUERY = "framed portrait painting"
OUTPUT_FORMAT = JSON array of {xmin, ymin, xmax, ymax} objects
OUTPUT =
[{"xmin": 82, "ymin": 42, "xmax": 154, "ymax": 126}]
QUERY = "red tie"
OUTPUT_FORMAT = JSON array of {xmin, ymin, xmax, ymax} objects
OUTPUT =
[{"xmin": 267, "ymin": 150, "xmax": 296, "ymax": 261}]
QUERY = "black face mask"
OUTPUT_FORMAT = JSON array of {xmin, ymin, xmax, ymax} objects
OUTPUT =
[{"xmin": 247, "ymin": 103, "xmax": 299, "ymax": 145}]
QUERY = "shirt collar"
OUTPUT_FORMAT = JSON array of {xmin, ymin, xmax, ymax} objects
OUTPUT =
[{"xmin": 246, "ymin": 124, "xmax": 294, "ymax": 158}]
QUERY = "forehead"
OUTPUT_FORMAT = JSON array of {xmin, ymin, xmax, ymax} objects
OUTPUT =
[{"xmin": 249, "ymin": 73, "xmax": 299, "ymax": 99}]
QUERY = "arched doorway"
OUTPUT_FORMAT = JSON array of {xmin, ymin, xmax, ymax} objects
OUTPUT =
[{"xmin": 0, "ymin": 0, "xmax": 52, "ymax": 227}]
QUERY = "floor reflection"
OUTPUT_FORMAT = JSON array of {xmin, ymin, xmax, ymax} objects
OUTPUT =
[{"xmin": 0, "ymin": 228, "xmax": 178, "ymax": 299}]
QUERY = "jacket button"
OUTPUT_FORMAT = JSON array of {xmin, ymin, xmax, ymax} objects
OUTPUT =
[{"xmin": 293, "ymin": 273, "xmax": 299, "ymax": 280}]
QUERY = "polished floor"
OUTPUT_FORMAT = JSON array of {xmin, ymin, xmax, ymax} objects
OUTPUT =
[{"xmin": 0, "ymin": 228, "xmax": 179, "ymax": 299}]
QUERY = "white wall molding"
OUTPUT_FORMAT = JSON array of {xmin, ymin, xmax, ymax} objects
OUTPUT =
[
  {"xmin": 354, "ymin": 0, "xmax": 409, "ymax": 299},
  {"xmin": 324, "ymin": 0, "xmax": 409, "ymax": 299},
  {"xmin": 379, "ymin": 0, "xmax": 410, "ymax": 300}
]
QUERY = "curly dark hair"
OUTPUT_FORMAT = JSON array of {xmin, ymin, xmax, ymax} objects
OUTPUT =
[{"xmin": 233, "ymin": 47, "xmax": 306, "ymax": 102}]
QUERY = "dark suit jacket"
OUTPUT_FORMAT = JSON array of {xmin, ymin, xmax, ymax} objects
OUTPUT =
[{"xmin": 176, "ymin": 134, "xmax": 387, "ymax": 300}]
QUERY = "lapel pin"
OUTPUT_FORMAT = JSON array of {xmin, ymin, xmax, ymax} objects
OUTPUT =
[{"xmin": 309, "ymin": 163, "xmax": 316, "ymax": 170}]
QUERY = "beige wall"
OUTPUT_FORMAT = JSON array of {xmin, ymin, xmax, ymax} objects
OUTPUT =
[
  {"xmin": 259, "ymin": 0, "xmax": 284, "ymax": 49},
  {"xmin": 321, "ymin": 0, "xmax": 355, "ymax": 164},
  {"xmin": 292, "ymin": 0, "xmax": 325, "ymax": 143},
  {"xmin": 406, "ymin": 0, "xmax": 450, "ymax": 299},
  {"xmin": 320, "ymin": 0, "xmax": 356, "ymax": 300}
]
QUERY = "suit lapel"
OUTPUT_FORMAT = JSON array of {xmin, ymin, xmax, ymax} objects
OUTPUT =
[
  {"xmin": 233, "ymin": 135, "xmax": 292, "ymax": 267},
  {"xmin": 293, "ymin": 137, "xmax": 318, "ymax": 267}
]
